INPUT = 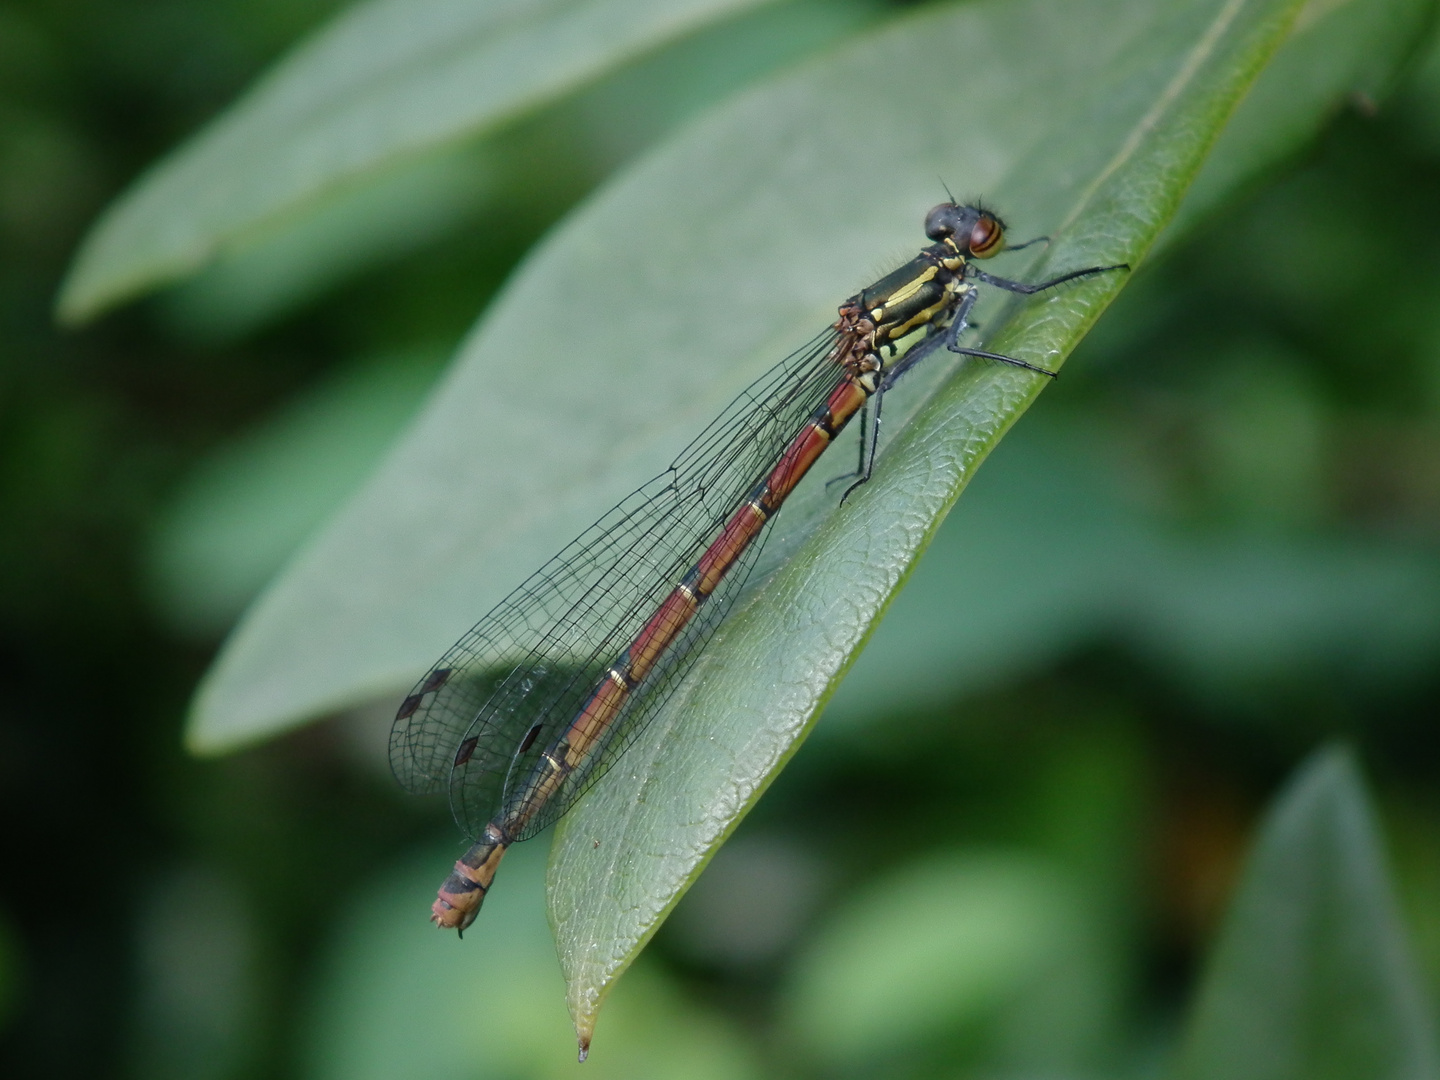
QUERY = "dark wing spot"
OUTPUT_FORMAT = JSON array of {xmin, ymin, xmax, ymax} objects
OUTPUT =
[
  {"xmin": 396, "ymin": 693, "xmax": 424, "ymax": 720},
  {"xmin": 518, "ymin": 723, "xmax": 543, "ymax": 754},
  {"xmin": 420, "ymin": 667, "xmax": 453, "ymax": 694},
  {"xmin": 453, "ymin": 736, "xmax": 479, "ymax": 767}
]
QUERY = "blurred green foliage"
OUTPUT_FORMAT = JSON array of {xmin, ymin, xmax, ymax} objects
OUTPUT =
[
  {"xmin": 1178, "ymin": 749, "xmax": 1438, "ymax": 1079},
  {"xmin": 7, "ymin": 0, "xmax": 1440, "ymax": 1078}
]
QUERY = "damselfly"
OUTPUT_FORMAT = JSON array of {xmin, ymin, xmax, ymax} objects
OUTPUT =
[{"xmin": 391, "ymin": 203, "xmax": 1124, "ymax": 933}]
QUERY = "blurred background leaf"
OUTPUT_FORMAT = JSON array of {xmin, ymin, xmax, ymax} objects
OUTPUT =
[
  {"xmin": 1178, "ymin": 747, "xmax": 1440, "ymax": 1080},
  {"xmin": 54, "ymin": 0, "xmax": 788, "ymax": 323},
  {"xmin": 147, "ymin": 0, "xmax": 880, "ymax": 343}
]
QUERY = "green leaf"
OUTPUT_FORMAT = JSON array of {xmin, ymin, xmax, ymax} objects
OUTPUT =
[
  {"xmin": 55, "ymin": 0, "xmax": 775, "ymax": 323},
  {"xmin": 151, "ymin": 0, "xmax": 881, "ymax": 341},
  {"xmin": 156, "ymin": 145, "xmax": 493, "ymax": 342},
  {"xmin": 1177, "ymin": 746, "xmax": 1440, "ymax": 1080},
  {"xmin": 544, "ymin": 0, "xmax": 1308, "ymax": 1044}
]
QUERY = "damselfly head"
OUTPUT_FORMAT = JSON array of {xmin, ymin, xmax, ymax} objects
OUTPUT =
[{"xmin": 923, "ymin": 203, "xmax": 1007, "ymax": 259}]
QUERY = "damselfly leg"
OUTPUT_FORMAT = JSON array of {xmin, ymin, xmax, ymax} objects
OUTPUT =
[{"xmin": 837, "ymin": 255, "xmax": 1127, "ymax": 500}]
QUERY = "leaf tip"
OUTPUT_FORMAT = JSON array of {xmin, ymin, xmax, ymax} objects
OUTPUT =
[
  {"xmin": 54, "ymin": 243, "xmax": 154, "ymax": 328},
  {"xmin": 1284, "ymin": 740, "xmax": 1362, "ymax": 813},
  {"xmin": 53, "ymin": 246, "xmax": 125, "ymax": 327},
  {"xmin": 569, "ymin": 991, "xmax": 598, "ymax": 1061},
  {"xmin": 182, "ymin": 713, "xmax": 235, "ymax": 759},
  {"xmin": 181, "ymin": 667, "xmax": 289, "ymax": 758}
]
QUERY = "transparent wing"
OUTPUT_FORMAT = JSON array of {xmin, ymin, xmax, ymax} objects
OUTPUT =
[{"xmin": 390, "ymin": 326, "xmax": 851, "ymax": 839}]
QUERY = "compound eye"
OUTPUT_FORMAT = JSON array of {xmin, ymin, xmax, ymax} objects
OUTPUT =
[
  {"xmin": 924, "ymin": 203, "xmax": 958, "ymax": 241},
  {"xmin": 969, "ymin": 214, "xmax": 1004, "ymax": 257}
]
